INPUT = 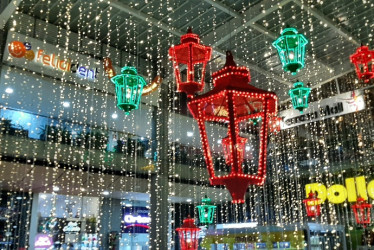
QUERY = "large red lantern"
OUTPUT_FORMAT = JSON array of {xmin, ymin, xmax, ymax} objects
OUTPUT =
[
  {"xmin": 350, "ymin": 45, "xmax": 374, "ymax": 83},
  {"xmin": 169, "ymin": 28, "xmax": 212, "ymax": 98},
  {"xmin": 176, "ymin": 217, "xmax": 201, "ymax": 250},
  {"xmin": 188, "ymin": 51, "xmax": 278, "ymax": 203},
  {"xmin": 351, "ymin": 197, "xmax": 372, "ymax": 227},
  {"xmin": 303, "ymin": 191, "xmax": 321, "ymax": 217}
]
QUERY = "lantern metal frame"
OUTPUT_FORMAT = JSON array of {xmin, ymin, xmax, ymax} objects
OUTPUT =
[
  {"xmin": 176, "ymin": 217, "xmax": 201, "ymax": 250},
  {"xmin": 188, "ymin": 51, "xmax": 278, "ymax": 203},
  {"xmin": 303, "ymin": 191, "xmax": 321, "ymax": 217},
  {"xmin": 272, "ymin": 27, "xmax": 308, "ymax": 75},
  {"xmin": 289, "ymin": 81, "xmax": 311, "ymax": 113},
  {"xmin": 111, "ymin": 65, "xmax": 147, "ymax": 115},
  {"xmin": 169, "ymin": 28, "xmax": 212, "ymax": 98},
  {"xmin": 351, "ymin": 197, "xmax": 372, "ymax": 227},
  {"xmin": 196, "ymin": 196, "xmax": 216, "ymax": 225},
  {"xmin": 350, "ymin": 45, "xmax": 374, "ymax": 83}
]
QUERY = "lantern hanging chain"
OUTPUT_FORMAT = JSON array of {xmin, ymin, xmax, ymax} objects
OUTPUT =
[
  {"xmin": 136, "ymin": 24, "xmax": 139, "ymax": 70},
  {"xmin": 229, "ymin": 7, "xmax": 232, "ymax": 51}
]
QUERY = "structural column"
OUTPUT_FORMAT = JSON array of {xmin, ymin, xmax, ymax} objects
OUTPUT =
[{"xmin": 150, "ymin": 82, "xmax": 170, "ymax": 249}]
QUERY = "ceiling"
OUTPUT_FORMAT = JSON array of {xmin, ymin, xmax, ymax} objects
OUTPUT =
[{"xmin": 12, "ymin": 0, "xmax": 374, "ymax": 101}]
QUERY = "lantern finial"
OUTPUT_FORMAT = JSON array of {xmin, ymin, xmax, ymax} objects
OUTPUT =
[
  {"xmin": 224, "ymin": 51, "xmax": 237, "ymax": 67},
  {"xmin": 187, "ymin": 27, "xmax": 193, "ymax": 33}
]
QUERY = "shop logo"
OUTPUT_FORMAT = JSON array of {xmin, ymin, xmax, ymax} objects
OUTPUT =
[
  {"xmin": 35, "ymin": 234, "xmax": 53, "ymax": 248},
  {"xmin": 63, "ymin": 222, "xmax": 81, "ymax": 232},
  {"xmin": 305, "ymin": 176, "xmax": 374, "ymax": 204},
  {"xmin": 124, "ymin": 214, "xmax": 151, "ymax": 224},
  {"xmin": 8, "ymin": 40, "xmax": 99, "ymax": 81}
]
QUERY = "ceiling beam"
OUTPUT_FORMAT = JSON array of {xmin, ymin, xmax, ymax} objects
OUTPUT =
[
  {"xmin": 202, "ymin": 0, "xmax": 333, "ymax": 73},
  {"xmin": 292, "ymin": 0, "xmax": 360, "ymax": 46},
  {"xmin": 110, "ymin": 0, "xmax": 289, "ymax": 86},
  {"xmin": 110, "ymin": 1, "xmax": 183, "ymax": 37},
  {"xmin": 0, "ymin": 0, "xmax": 22, "ymax": 30},
  {"xmin": 202, "ymin": 0, "xmax": 293, "ymax": 47}
]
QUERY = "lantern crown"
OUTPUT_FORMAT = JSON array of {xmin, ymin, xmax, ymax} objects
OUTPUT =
[
  {"xmin": 176, "ymin": 217, "xmax": 200, "ymax": 232},
  {"xmin": 272, "ymin": 27, "xmax": 308, "ymax": 75},
  {"xmin": 201, "ymin": 196, "xmax": 212, "ymax": 205},
  {"xmin": 180, "ymin": 27, "xmax": 200, "ymax": 43},
  {"xmin": 211, "ymin": 51, "xmax": 251, "ymax": 88},
  {"xmin": 120, "ymin": 65, "xmax": 138, "ymax": 75}
]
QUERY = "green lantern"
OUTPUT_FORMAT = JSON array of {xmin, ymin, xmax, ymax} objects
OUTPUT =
[
  {"xmin": 272, "ymin": 27, "xmax": 308, "ymax": 75},
  {"xmin": 289, "ymin": 81, "xmax": 311, "ymax": 113},
  {"xmin": 196, "ymin": 196, "xmax": 216, "ymax": 224},
  {"xmin": 111, "ymin": 65, "xmax": 147, "ymax": 115}
]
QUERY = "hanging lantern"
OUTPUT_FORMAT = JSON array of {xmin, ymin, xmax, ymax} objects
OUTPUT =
[
  {"xmin": 269, "ymin": 116, "xmax": 282, "ymax": 133},
  {"xmin": 111, "ymin": 65, "xmax": 147, "ymax": 115},
  {"xmin": 196, "ymin": 196, "xmax": 216, "ymax": 225},
  {"xmin": 289, "ymin": 81, "xmax": 311, "ymax": 113},
  {"xmin": 272, "ymin": 27, "xmax": 308, "ymax": 75},
  {"xmin": 176, "ymin": 217, "xmax": 201, "ymax": 250},
  {"xmin": 350, "ymin": 45, "xmax": 374, "ymax": 83},
  {"xmin": 303, "ymin": 191, "xmax": 321, "ymax": 217},
  {"xmin": 351, "ymin": 197, "xmax": 372, "ymax": 227},
  {"xmin": 169, "ymin": 28, "xmax": 212, "ymax": 98},
  {"xmin": 188, "ymin": 51, "xmax": 278, "ymax": 203}
]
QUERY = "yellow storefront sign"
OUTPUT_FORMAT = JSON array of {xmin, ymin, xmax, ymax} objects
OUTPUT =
[{"xmin": 305, "ymin": 176, "xmax": 373, "ymax": 204}]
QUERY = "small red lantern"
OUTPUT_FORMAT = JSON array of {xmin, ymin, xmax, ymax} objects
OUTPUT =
[
  {"xmin": 176, "ymin": 217, "xmax": 201, "ymax": 250},
  {"xmin": 351, "ymin": 197, "xmax": 372, "ymax": 227},
  {"xmin": 350, "ymin": 45, "xmax": 374, "ymax": 83},
  {"xmin": 269, "ymin": 116, "xmax": 282, "ymax": 133},
  {"xmin": 303, "ymin": 191, "xmax": 321, "ymax": 217},
  {"xmin": 188, "ymin": 51, "xmax": 278, "ymax": 203},
  {"xmin": 169, "ymin": 28, "xmax": 212, "ymax": 98}
]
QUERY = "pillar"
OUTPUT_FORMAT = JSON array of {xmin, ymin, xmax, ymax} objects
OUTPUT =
[{"xmin": 150, "ymin": 82, "xmax": 170, "ymax": 249}]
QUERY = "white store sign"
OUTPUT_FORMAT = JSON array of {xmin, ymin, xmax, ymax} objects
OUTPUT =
[
  {"xmin": 4, "ymin": 31, "xmax": 112, "ymax": 90},
  {"xmin": 280, "ymin": 90, "xmax": 365, "ymax": 129}
]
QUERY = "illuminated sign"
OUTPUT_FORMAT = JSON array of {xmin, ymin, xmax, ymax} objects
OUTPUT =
[
  {"xmin": 305, "ymin": 176, "xmax": 374, "ymax": 204},
  {"xmin": 122, "ymin": 206, "xmax": 150, "ymax": 234},
  {"xmin": 280, "ymin": 90, "xmax": 365, "ymax": 129},
  {"xmin": 216, "ymin": 222, "xmax": 258, "ymax": 229},
  {"xmin": 8, "ymin": 40, "xmax": 98, "ymax": 81},
  {"xmin": 63, "ymin": 221, "xmax": 81, "ymax": 233},
  {"xmin": 124, "ymin": 214, "xmax": 151, "ymax": 224},
  {"xmin": 35, "ymin": 234, "xmax": 53, "ymax": 248}
]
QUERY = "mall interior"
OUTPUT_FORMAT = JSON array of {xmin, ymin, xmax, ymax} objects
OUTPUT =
[{"xmin": 0, "ymin": 0, "xmax": 373, "ymax": 249}]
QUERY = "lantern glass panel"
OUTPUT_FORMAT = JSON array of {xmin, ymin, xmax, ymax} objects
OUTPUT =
[
  {"xmin": 197, "ymin": 205, "xmax": 216, "ymax": 224},
  {"xmin": 352, "ymin": 201, "xmax": 372, "ymax": 225},
  {"xmin": 198, "ymin": 101, "xmax": 268, "ymax": 178}
]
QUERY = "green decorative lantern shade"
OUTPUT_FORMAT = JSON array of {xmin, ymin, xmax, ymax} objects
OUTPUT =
[
  {"xmin": 272, "ymin": 27, "xmax": 308, "ymax": 75},
  {"xmin": 196, "ymin": 196, "xmax": 216, "ymax": 224},
  {"xmin": 111, "ymin": 65, "xmax": 147, "ymax": 115},
  {"xmin": 289, "ymin": 81, "xmax": 311, "ymax": 113}
]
